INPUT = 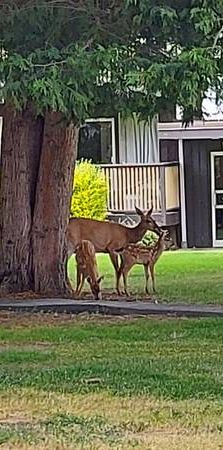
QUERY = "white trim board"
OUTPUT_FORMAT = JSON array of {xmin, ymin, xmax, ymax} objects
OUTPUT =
[
  {"xmin": 210, "ymin": 151, "xmax": 223, "ymax": 247},
  {"xmin": 159, "ymin": 120, "xmax": 223, "ymax": 130},
  {"xmin": 159, "ymin": 120, "xmax": 223, "ymax": 140},
  {"xmin": 178, "ymin": 139, "xmax": 187, "ymax": 248},
  {"xmin": 159, "ymin": 129, "xmax": 223, "ymax": 140}
]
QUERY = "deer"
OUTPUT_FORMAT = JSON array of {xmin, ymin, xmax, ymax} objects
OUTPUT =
[
  {"xmin": 116, "ymin": 229, "xmax": 173, "ymax": 297},
  {"xmin": 66, "ymin": 206, "xmax": 162, "ymax": 288},
  {"xmin": 75, "ymin": 240, "xmax": 103, "ymax": 300}
]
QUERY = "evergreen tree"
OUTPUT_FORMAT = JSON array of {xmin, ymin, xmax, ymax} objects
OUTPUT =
[{"xmin": 0, "ymin": 0, "xmax": 222, "ymax": 295}]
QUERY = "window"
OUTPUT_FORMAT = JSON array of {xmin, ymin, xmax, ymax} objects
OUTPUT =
[{"xmin": 78, "ymin": 118, "xmax": 116, "ymax": 164}]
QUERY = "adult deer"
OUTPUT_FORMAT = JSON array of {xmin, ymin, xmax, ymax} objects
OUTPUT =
[{"xmin": 66, "ymin": 206, "xmax": 162, "ymax": 284}]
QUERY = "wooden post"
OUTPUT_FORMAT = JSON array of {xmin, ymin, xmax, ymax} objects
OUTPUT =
[{"xmin": 160, "ymin": 165, "xmax": 167, "ymax": 226}]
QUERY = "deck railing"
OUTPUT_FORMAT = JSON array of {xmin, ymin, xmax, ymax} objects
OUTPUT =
[{"xmin": 100, "ymin": 162, "xmax": 179, "ymax": 216}]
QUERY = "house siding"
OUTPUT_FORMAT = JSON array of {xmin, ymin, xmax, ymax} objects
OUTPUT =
[
  {"xmin": 160, "ymin": 140, "xmax": 179, "ymax": 162},
  {"xmin": 184, "ymin": 139, "xmax": 222, "ymax": 248}
]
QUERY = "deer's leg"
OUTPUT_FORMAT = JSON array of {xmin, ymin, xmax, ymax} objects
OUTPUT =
[
  {"xmin": 109, "ymin": 250, "xmax": 120, "ymax": 291},
  {"xmin": 75, "ymin": 269, "xmax": 84, "ymax": 297},
  {"xmin": 116, "ymin": 255, "xmax": 124, "ymax": 295},
  {"xmin": 150, "ymin": 264, "xmax": 158, "ymax": 304},
  {"xmin": 76, "ymin": 275, "xmax": 85, "ymax": 297},
  {"xmin": 144, "ymin": 264, "xmax": 150, "ymax": 295},
  {"xmin": 109, "ymin": 250, "xmax": 120, "ymax": 272},
  {"xmin": 150, "ymin": 264, "xmax": 156, "ymax": 293},
  {"xmin": 116, "ymin": 267, "xmax": 122, "ymax": 296},
  {"xmin": 123, "ymin": 268, "xmax": 130, "ymax": 297},
  {"xmin": 75, "ymin": 265, "xmax": 81, "ymax": 293},
  {"xmin": 122, "ymin": 262, "xmax": 134, "ymax": 297}
]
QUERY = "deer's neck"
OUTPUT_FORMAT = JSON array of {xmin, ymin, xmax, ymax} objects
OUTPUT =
[
  {"xmin": 126, "ymin": 222, "xmax": 147, "ymax": 243},
  {"xmin": 88, "ymin": 261, "xmax": 99, "ymax": 281},
  {"xmin": 152, "ymin": 239, "xmax": 165, "ymax": 262}
]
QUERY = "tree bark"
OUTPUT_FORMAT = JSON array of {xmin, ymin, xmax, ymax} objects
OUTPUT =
[
  {"xmin": 0, "ymin": 104, "xmax": 44, "ymax": 293},
  {"xmin": 32, "ymin": 111, "xmax": 78, "ymax": 295}
]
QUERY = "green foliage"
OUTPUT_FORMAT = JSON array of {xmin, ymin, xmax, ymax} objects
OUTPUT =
[
  {"xmin": 0, "ymin": 0, "xmax": 223, "ymax": 121},
  {"xmin": 0, "ymin": 44, "xmax": 129, "ymax": 121},
  {"xmin": 141, "ymin": 230, "xmax": 158, "ymax": 247},
  {"xmin": 70, "ymin": 160, "xmax": 107, "ymax": 220}
]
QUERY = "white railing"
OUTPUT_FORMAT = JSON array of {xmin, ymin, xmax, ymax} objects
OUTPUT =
[{"xmin": 100, "ymin": 162, "xmax": 179, "ymax": 214}]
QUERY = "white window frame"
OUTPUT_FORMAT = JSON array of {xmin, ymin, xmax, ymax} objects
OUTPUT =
[{"xmin": 211, "ymin": 151, "xmax": 223, "ymax": 247}]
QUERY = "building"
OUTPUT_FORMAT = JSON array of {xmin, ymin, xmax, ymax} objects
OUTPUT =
[
  {"xmin": 78, "ymin": 103, "xmax": 223, "ymax": 248},
  {"xmin": 1, "ymin": 93, "xmax": 223, "ymax": 248}
]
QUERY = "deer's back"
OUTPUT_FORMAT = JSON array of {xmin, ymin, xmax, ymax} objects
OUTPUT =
[
  {"xmin": 76, "ymin": 240, "xmax": 98, "ymax": 278},
  {"xmin": 122, "ymin": 241, "xmax": 166, "ymax": 265},
  {"xmin": 67, "ymin": 217, "xmax": 129, "ymax": 252},
  {"xmin": 122, "ymin": 244, "xmax": 154, "ymax": 265}
]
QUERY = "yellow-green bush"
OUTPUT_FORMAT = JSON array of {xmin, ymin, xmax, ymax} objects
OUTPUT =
[{"xmin": 70, "ymin": 159, "xmax": 107, "ymax": 220}]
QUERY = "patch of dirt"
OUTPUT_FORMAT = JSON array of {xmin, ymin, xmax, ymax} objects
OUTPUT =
[
  {"xmin": 0, "ymin": 287, "xmax": 159, "ymax": 302},
  {"xmin": 0, "ymin": 416, "xmax": 34, "ymax": 425},
  {"xmin": 0, "ymin": 290, "xmax": 47, "ymax": 300},
  {"xmin": 0, "ymin": 310, "xmax": 145, "ymax": 329},
  {"xmin": 0, "ymin": 342, "xmax": 52, "ymax": 351}
]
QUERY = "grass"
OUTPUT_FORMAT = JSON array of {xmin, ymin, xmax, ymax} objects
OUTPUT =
[
  {"xmin": 68, "ymin": 250, "xmax": 223, "ymax": 304},
  {"xmin": 0, "ymin": 313, "xmax": 222, "ymax": 449}
]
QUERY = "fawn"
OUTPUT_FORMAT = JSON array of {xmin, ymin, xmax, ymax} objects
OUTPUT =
[
  {"xmin": 116, "ymin": 230, "xmax": 173, "ymax": 297},
  {"xmin": 75, "ymin": 240, "xmax": 103, "ymax": 300}
]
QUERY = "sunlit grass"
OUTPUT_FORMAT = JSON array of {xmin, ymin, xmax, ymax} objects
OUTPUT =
[
  {"xmin": 0, "ymin": 390, "xmax": 222, "ymax": 449},
  {"xmin": 68, "ymin": 250, "xmax": 223, "ymax": 304},
  {"xmin": 0, "ymin": 314, "xmax": 222, "ymax": 449}
]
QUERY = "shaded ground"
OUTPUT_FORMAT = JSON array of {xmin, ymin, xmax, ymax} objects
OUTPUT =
[{"xmin": 0, "ymin": 313, "xmax": 222, "ymax": 449}]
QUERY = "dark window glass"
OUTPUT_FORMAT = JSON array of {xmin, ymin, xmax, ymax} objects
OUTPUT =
[
  {"xmin": 216, "ymin": 209, "xmax": 223, "ymax": 240},
  {"xmin": 78, "ymin": 121, "xmax": 113, "ymax": 164},
  {"xmin": 214, "ymin": 156, "xmax": 223, "ymax": 190}
]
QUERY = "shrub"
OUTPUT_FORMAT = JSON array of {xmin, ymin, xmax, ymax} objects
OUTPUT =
[
  {"xmin": 118, "ymin": 217, "xmax": 159, "ymax": 247},
  {"xmin": 141, "ymin": 230, "xmax": 158, "ymax": 246},
  {"xmin": 70, "ymin": 159, "xmax": 107, "ymax": 220}
]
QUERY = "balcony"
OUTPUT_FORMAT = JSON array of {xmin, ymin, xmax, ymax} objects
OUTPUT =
[{"xmin": 100, "ymin": 162, "xmax": 180, "ymax": 226}]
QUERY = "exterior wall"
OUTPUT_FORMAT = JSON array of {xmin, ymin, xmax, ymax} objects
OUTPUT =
[
  {"xmin": 160, "ymin": 139, "xmax": 179, "ymax": 162},
  {"xmin": 184, "ymin": 139, "xmax": 222, "ymax": 247}
]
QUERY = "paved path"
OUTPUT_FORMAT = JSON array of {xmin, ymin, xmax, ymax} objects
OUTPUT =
[{"xmin": 0, "ymin": 298, "xmax": 223, "ymax": 317}]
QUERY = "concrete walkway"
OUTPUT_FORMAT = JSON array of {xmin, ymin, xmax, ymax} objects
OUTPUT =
[{"xmin": 0, "ymin": 298, "xmax": 223, "ymax": 317}]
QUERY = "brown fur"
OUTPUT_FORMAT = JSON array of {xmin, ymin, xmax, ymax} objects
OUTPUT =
[
  {"xmin": 117, "ymin": 230, "xmax": 172, "ymax": 296},
  {"xmin": 66, "ymin": 206, "xmax": 162, "ymax": 288},
  {"xmin": 75, "ymin": 240, "xmax": 103, "ymax": 299}
]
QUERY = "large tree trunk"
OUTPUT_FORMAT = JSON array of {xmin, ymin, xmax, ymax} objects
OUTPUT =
[
  {"xmin": 0, "ymin": 105, "xmax": 44, "ymax": 293},
  {"xmin": 32, "ymin": 111, "xmax": 78, "ymax": 295}
]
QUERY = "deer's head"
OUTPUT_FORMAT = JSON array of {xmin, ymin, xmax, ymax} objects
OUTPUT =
[
  {"xmin": 135, "ymin": 206, "xmax": 162, "ymax": 236},
  {"xmin": 87, "ymin": 275, "xmax": 104, "ymax": 300},
  {"xmin": 160, "ymin": 229, "xmax": 175, "ymax": 249}
]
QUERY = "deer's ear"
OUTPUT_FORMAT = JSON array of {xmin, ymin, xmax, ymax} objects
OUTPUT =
[
  {"xmin": 97, "ymin": 275, "xmax": 104, "ymax": 284},
  {"xmin": 147, "ymin": 206, "xmax": 153, "ymax": 216},
  {"xmin": 135, "ymin": 205, "xmax": 144, "ymax": 217}
]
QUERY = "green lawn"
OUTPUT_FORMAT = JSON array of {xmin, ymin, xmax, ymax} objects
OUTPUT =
[
  {"xmin": 68, "ymin": 250, "xmax": 223, "ymax": 304},
  {"xmin": 0, "ymin": 314, "xmax": 222, "ymax": 449}
]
